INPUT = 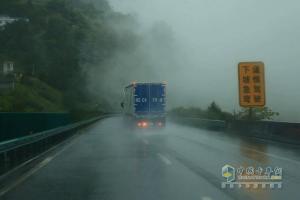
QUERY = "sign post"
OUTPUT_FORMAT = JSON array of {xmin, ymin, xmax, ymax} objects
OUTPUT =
[{"xmin": 238, "ymin": 62, "xmax": 266, "ymax": 119}]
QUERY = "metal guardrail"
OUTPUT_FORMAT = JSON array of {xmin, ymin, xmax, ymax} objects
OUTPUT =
[
  {"xmin": 228, "ymin": 120, "xmax": 300, "ymax": 145},
  {"xmin": 171, "ymin": 116, "xmax": 300, "ymax": 145},
  {"xmin": 170, "ymin": 116, "xmax": 226, "ymax": 130},
  {"xmin": 0, "ymin": 112, "xmax": 70, "ymax": 142},
  {"xmin": 0, "ymin": 115, "xmax": 114, "ymax": 175}
]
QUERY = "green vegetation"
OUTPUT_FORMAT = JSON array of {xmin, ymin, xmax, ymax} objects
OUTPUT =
[
  {"xmin": 237, "ymin": 107, "xmax": 280, "ymax": 121},
  {"xmin": 0, "ymin": 0, "xmax": 280, "ymax": 122},
  {"xmin": 0, "ymin": 0, "xmax": 137, "ymax": 119},
  {"xmin": 169, "ymin": 102, "xmax": 234, "ymax": 121},
  {"xmin": 169, "ymin": 102, "xmax": 279, "ymax": 121},
  {"xmin": 0, "ymin": 77, "xmax": 64, "ymax": 112}
]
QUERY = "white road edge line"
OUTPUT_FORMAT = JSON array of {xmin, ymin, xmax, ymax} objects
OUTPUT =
[
  {"xmin": 157, "ymin": 153, "xmax": 172, "ymax": 165},
  {"xmin": 227, "ymin": 137, "xmax": 300, "ymax": 165},
  {"xmin": 0, "ymin": 139, "xmax": 75, "ymax": 197},
  {"xmin": 177, "ymin": 134, "xmax": 300, "ymax": 166},
  {"xmin": 243, "ymin": 147, "xmax": 300, "ymax": 165}
]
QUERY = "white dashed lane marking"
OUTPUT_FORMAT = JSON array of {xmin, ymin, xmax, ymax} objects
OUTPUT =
[{"xmin": 157, "ymin": 153, "xmax": 172, "ymax": 165}]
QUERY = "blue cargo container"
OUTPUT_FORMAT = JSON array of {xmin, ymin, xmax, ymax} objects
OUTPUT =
[{"xmin": 122, "ymin": 82, "xmax": 166, "ymax": 128}]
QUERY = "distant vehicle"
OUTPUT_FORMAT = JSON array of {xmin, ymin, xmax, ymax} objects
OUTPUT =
[{"xmin": 121, "ymin": 82, "xmax": 166, "ymax": 128}]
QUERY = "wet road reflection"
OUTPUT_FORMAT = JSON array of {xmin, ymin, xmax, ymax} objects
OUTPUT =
[{"xmin": 2, "ymin": 117, "xmax": 300, "ymax": 200}]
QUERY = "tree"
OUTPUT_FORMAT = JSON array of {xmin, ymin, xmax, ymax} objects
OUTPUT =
[
  {"xmin": 207, "ymin": 101, "xmax": 222, "ymax": 113},
  {"xmin": 205, "ymin": 101, "xmax": 223, "ymax": 120},
  {"xmin": 0, "ymin": 0, "xmax": 143, "ymax": 115},
  {"xmin": 169, "ymin": 101, "xmax": 233, "ymax": 121},
  {"xmin": 238, "ymin": 107, "xmax": 279, "ymax": 121}
]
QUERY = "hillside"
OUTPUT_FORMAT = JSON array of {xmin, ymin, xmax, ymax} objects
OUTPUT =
[
  {"xmin": 0, "ymin": 77, "xmax": 65, "ymax": 112},
  {"xmin": 0, "ymin": 0, "xmax": 136, "ymax": 114}
]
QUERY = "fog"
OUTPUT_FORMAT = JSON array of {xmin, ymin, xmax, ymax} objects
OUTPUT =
[{"xmin": 88, "ymin": 0, "xmax": 300, "ymax": 122}]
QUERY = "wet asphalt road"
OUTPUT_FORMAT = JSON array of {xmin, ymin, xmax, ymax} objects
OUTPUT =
[{"xmin": 2, "ymin": 117, "xmax": 300, "ymax": 200}]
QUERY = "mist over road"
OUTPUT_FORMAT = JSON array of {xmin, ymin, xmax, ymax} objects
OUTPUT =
[{"xmin": 107, "ymin": 0, "xmax": 300, "ymax": 122}]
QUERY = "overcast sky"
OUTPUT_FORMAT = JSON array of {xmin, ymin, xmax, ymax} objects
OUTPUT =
[{"xmin": 107, "ymin": 0, "xmax": 300, "ymax": 122}]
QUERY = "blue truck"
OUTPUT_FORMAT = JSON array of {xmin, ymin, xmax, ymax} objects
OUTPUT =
[{"xmin": 121, "ymin": 82, "xmax": 166, "ymax": 128}]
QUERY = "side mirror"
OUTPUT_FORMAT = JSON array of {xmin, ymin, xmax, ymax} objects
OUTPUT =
[{"xmin": 120, "ymin": 102, "xmax": 124, "ymax": 108}]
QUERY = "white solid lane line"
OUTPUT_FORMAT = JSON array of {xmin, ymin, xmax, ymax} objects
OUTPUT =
[{"xmin": 157, "ymin": 153, "xmax": 172, "ymax": 165}]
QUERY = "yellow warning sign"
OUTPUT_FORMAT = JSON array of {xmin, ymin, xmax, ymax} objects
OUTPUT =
[{"xmin": 238, "ymin": 62, "xmax": 266, "ymax": 107}]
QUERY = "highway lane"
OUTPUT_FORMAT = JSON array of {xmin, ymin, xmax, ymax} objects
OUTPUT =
[{"xmin": 2, "ymin": 117, "xmax": 300, "ymax": 200}]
